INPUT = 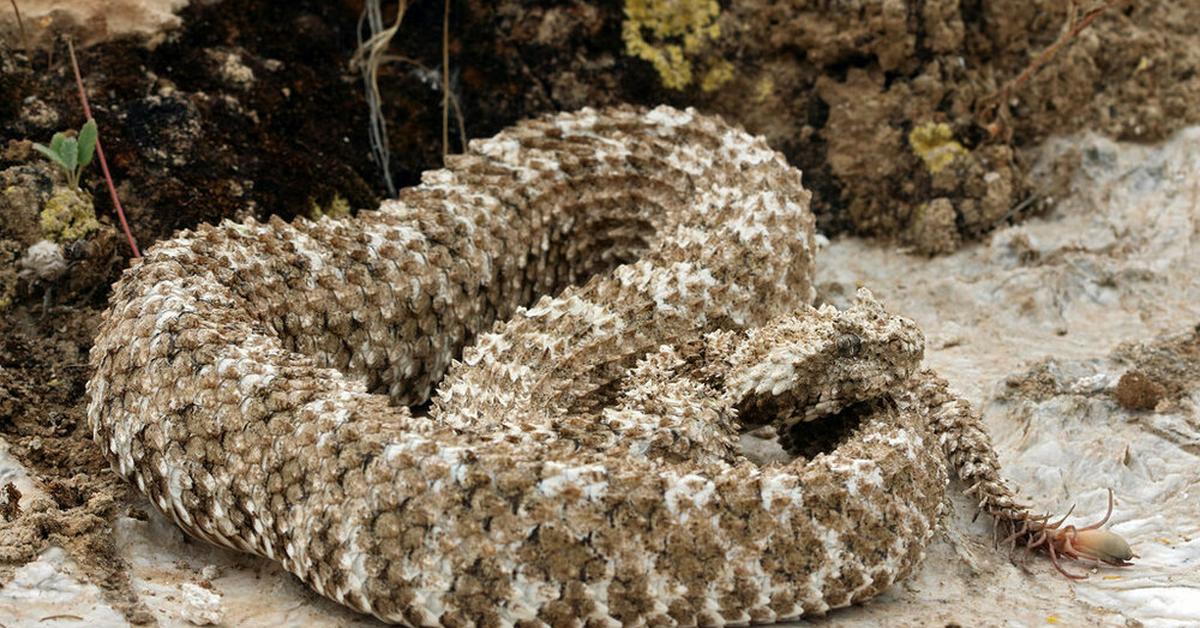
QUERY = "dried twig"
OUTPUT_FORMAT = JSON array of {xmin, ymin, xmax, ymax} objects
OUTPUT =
[
  {"xmin": 380, "ymin": 53, "xmax": 467, "ymax": 153},
  {"xmin": 441, "ymin": 0, "xmax": 450, "ymax": 158},
  {"xmin": 8, "ymin": 0, "xmax": 29, "ymax": 53},
  {"xmin": 67, "ymin": 39, "xmax": 141, "ymax": 258},
  {"xmin": 978, "ymin": 0, "xmax": 1131, "ymax": 136},
  {"xmin": 351, "ymin": 0, "xmax": 408, "ymax": 197},
  {"xmin": 353, "ymin": 0, "xmax": 468, "ymax": 192}
]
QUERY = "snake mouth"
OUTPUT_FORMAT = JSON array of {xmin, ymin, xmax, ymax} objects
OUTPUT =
[
  {"xmin": 776, "ymin": 399, "xmax": 890, "ymax": 458},
  {"xmin": 739, "ymin": 394, "xmax": 895, "ymax": 463}
]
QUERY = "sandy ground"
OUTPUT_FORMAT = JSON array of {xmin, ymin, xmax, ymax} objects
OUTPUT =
[
  {"xmin": 2, "ymin": 124, "xmax": 1199, "ymax": 626},
  {"xmin": 809, "ymin": 127, "xmax": 1200, "ymax": 626}
]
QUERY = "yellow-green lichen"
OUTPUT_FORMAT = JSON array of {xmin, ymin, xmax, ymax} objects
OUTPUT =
[
  {"xmin": 308, "ymin": 193, "xmax": 352, "ymax": 220},
  {"xmin": 622, "ymin": 0, "xmax": 722, "ymax": 91},
  {"xmin": 40, "ymin": 187, "xmax": 99, "ymax": 243},
  {"xmin": 754, "ymin": 75, "xmax": 775, "ymax": 104},
  {"xmin": 700, "ymin": 59, "xmax": 734, "ymax": 92},
  {"xmin": 909, "ymin": 122, "xmax": 968, "ymax": 174}
]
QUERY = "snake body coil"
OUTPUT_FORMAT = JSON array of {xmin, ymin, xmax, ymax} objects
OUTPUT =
[{"xmin": 89, "ymin": 107, "xmax": 960, "ymax": 625}]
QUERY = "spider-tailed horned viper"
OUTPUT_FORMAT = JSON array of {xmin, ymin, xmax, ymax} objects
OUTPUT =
[{"xmin": 87, "ymin": 105, "xmax": 1131, "ymax": 626}]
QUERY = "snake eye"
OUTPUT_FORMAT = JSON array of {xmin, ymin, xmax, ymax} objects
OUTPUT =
[{"xmin": 836, "ymin": 334, "xmax": 862, "ymax": 357}]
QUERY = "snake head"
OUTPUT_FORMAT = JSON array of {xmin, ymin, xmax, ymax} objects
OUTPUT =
[
  {"xmin": 721, "ymin": 287, "xmax": 925, "ymax": 430},
  {"xmin": 820, "ymin": 288, "xmax": 925, "ymax": 403}
]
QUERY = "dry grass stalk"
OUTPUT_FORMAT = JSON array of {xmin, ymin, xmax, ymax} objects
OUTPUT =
[
  {"xmin": 351, "ymin": 0, "xmax": 409, "ymax": 197},
  {"xmin": 978, "ymin": 0, "xmax": 1132, "ymax": 138},
  {"xmin": 442, "ymin": 0, "xmax": 450, "ymax": 158},
  {"xmin": 8, "ymin": 0, "xmax": 29, "ymax": 53}
]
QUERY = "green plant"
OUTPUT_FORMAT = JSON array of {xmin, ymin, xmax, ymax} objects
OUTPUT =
[{"xmin": 32, "ymin": 119, "xmax": 97, "ymax": 191}]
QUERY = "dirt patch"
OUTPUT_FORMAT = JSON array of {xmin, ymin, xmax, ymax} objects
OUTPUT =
[
  {"xmin": 1112, "ymin": 327, "xmax": 1200, "ymax": 411},
  {"xmin": 694, "ymin": 1, "xmax": 1200, "ymax": 250},
  {"xmin": 1114, "ymin": 370, "xmax": 1167, "ymax": 412},
  {"xmin": 0, "ymin": 305, "xmax": 151, "ymax": 622},
  {"xmin": 468, "ymin": 1, "xmax": 1200, "ymax": 251},
  {"xmin": 0, "ymin": 0, "xmax": 1197, "ymax": 623},
  {"xmin": 5, "ymin": 2, "xmax": 1198, "ymax": 251},
  {"xmin": 998, "ymin": 326, "xmax": 1200, "ymax": 413}
]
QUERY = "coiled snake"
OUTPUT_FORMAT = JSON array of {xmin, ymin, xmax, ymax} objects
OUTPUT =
[{"xmin": 87, "ymin": 106, "xmax": 1123, "ymax": 626}]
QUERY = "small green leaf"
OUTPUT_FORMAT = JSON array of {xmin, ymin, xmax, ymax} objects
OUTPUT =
[
  {"xmin": 32, "ymin": 143, "xmax": 68, "ymax": 170},
  {"xmin": 61, "ymin": 137, "xmax": 78, "ymax": 174},
  {"xmin": 49, "ymin": 132, "xmax": 66, "ymax": 157},
  {"xmin": 77, "ymin": 119, "xmax": 98, "ymax": 168}
]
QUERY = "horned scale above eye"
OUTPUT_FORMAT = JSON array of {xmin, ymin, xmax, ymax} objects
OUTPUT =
[{"xmin": 86, "ymin": 105, "xmax": 1131, "ymax": 627}]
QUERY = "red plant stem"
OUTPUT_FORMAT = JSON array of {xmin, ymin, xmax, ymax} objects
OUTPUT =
[
  {"xmin": 998, "ymin": 0, "xmax": 1128, "ymax": 103},
  {"xmin": 979, "ymin": 0, "xmax": 1130, "ymax": 127},
  {"xmin": 67, "ymin": 39, "xmax": 141, "ymax": 258}
]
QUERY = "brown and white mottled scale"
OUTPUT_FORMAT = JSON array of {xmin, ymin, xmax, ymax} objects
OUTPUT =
[{"xmin": 88, "ymin": 106, "xmax": 1035, "ymax": 626}]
